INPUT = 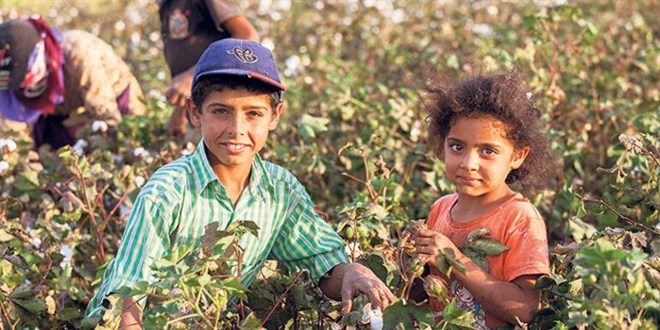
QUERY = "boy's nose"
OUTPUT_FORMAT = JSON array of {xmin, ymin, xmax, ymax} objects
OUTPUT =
[{"xmin": 229, "ymin": 116, "xmax": 246, "ymax": 136}]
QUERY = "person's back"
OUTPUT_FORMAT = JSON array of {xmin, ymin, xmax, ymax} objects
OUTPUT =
[
  {"xmin": 0, "ymin": 17, "xmax": 146, "ymax": 149},
  {"xmin": 58, "ymin": 29, "xmax": 146, "ymax": 123}
]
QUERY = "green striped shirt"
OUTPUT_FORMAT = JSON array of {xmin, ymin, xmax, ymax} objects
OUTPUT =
[{"xmin": 86, "ymin": 139, "xmax": 347, "ymax": 318}]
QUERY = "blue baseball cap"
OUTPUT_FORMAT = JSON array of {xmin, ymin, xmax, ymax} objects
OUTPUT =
[{"xmin": 192, "ymin": 38, "xmax": 286, "ymax": 92}]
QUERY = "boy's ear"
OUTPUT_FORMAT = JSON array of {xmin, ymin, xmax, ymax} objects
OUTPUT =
[
  {"xmin": 268, "ymin": 102, "xmax": 285, "ymax": 131},
  {"xmin": 186, "ymin": 98, "xmax": 201, "ymax": 127},
  {"xmin": 511, "ymin": 146, "xmax": 530, "ymax": 170}
]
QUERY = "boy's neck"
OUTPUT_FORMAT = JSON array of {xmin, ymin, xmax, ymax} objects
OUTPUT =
[{"xmin": 215, "ymin": 165, "xmax": 252, "ymax": 206}]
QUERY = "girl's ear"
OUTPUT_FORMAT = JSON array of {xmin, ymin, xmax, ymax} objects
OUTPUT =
[
  {"xmin": 511, "ymin": 146, "xmax": 530, "ymax": 170},
  {"xmin": 186, "ymin": 98, "xmax": 201, "ymax": 127}
]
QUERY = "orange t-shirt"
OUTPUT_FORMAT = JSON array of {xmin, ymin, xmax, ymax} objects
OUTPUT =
[{"xmin": 426, "ymin": 193, "xmax": 550, "ymax": 329}]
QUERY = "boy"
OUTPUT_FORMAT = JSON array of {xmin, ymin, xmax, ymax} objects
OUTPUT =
[{"xmin": 86, "ymin": 38, "xmax": 393, "ymax": 328}]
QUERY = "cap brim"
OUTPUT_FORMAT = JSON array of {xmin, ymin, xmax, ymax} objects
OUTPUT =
[{"xmin": 195, "ymin": 69, "xmax": 286, "ymax": 92}]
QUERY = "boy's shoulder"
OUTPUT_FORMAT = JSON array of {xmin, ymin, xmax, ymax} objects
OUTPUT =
[
  {"xmin": 260, "ymin": 160, "xmax": 302, "ymax": 189},
  {"xmin": 139, "ymin": 155, "xmax": 196, "ymax": 198}
]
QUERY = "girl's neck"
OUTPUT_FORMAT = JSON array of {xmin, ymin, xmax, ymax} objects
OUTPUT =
[{"xmin": 451, "ymin": 186, "xmax": 517, "ymax": 223}]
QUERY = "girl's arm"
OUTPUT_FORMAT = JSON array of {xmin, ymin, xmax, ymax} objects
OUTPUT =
[{"xmin": 413, "ymin": 228, "xmax": 540, "ymax": 324}]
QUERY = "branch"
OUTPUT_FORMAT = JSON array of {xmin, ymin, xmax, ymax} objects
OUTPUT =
[
  {"xmin": 260, "ymin": 270, "xmax": 306, "ymax": 327},
  {"xmin": 583, "ymin": 198, "xmax": 660, "ymax": 235}
]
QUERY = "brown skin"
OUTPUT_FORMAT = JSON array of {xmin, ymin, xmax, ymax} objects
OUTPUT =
[
  {"xmin": 165, "ymin": 16, "xmax": 260, "ymax": 136},
  {"xmin": 319, "ymin": 263, "xmax": 395, "ymax": 314},
  {"xmin": 121, "ymin": 89, "xmax": 393, "ymax": 327},
  {"xmin": 413, "ymin": 228, "xmax": 541, "ymax": 323}
]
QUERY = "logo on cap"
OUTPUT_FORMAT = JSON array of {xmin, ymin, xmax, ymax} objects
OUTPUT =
[{"xmin": 228, "ymin": 47, "xmax": 258, "ymax": 64}]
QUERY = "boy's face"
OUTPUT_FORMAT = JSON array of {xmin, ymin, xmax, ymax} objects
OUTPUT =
[
  {"xmin": 444, "ymin": 115, "xmax": 529, "ymax": 201},
  {"xmin": 187, "ymin": 87, "xmax": 283, "ymax": 175}
]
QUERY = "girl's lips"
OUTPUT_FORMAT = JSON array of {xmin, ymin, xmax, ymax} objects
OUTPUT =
[{"xmin": 457, "ymin": 176, "xmax": 481, "ymax": 183}]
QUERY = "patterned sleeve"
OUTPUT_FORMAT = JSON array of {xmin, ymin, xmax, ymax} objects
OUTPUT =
[
  {"xmin": 268, "ymin": 180, "xmax": 348, "ymax": 283},
  {"xmin": 84, "ymin": 194, "xmax": 177, "ymax": 319},
  {"xmin": 204, "ymin": 0, "xmax": 243, "ymax": 30}
]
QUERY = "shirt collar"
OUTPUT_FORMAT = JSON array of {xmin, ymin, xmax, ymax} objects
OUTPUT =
[{"xmin": 190, "ymin": 139, "xmax": 274, "ymax": 200}]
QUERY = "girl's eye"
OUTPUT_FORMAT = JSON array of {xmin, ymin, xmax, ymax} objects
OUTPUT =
[
  {"xmin": 483, "ymin": 148, "xmax": 497, "ymax": 156},
  {"xmin": 449, "ymin": 144, "xmax": 462, "ymax": 152}
]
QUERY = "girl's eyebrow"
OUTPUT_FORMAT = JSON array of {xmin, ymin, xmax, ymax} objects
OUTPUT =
[{"xmin": 446, "ymin": 137, "xmax": 506, "ymax": 149}]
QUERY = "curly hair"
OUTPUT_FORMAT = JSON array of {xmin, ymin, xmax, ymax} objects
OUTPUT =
[{"xmin": 424, "ymin": 71, "xmax": 556, "ymax": 195}]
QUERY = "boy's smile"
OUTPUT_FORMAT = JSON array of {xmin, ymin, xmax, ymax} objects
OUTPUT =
[
  {"xmin": 444, "ymin": 115, "xmax": 529, "ymax": 203},
  {"xmin": 187, "ymin": 88, "xmax": 283, "ymax": 178}
]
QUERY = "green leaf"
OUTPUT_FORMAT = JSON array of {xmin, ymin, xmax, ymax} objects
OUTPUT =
[
  {"xmin": 0, "ymin": 228, "xmax": 15, "ymax": 242},
  {"xmin": 468, "ymin": 238, "xmax": 510, "ymax": 256},
  {"xmin": 383, "ymin": 299, "xmax": 435, "ymax": 330},
  {"xmin": 240, "ymin": 312, "xmax": 265, "ymax": 329},
  {"xmin": 11, "ymin": 297, "xmax": 47, "ymax": 313},
  {"xmin": 297, "ymin": 114, "xmax": 329, "ymax": 139}
]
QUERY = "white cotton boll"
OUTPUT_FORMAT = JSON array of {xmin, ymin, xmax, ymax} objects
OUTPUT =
[
  {"xmin": 526, "ymin": 91, "xmax": 533, "ymax": 99},
  {"xmin": 60, "ymin": 245, "xmax": 74, "ymax": 268},
  {"xmin": 0, "ymin": 161, "xmax": 9, "ymax": 175},
  {"xmin": 0, "ymin": 138, "xmax": 17, "ymax": 153},
  {"xmin": 133, "ymin": 175, "xmax": 146, "ymax": 188},
  {"xmin": 73, "ymin": 139, "xmax": 87, "ymax": 156},
  {"xmin": 370, "ymin": 309, "xmax": 383, "ymax": 330},
  {"xmin": 91, "ymin": 120, "xmax": 108, "ymax": 133}
]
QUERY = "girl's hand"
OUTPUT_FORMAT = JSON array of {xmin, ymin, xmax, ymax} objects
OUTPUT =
[{"xmin": 412, "ymin": 228, "xmax": 458, "ymax": 268}]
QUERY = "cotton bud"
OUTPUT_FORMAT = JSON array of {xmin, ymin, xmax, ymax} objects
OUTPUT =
[
  {"xmin": 423, "ymin": 276, "xmax": 448, "ymax": 301},
  {"xmin": 409, "ymin": 258, "xmax": 424, "ymax": 277},
  {"xmin": 91, "ymin": 120, "xmax": 108, "ymax": 133},
  {"xmin": 0, "ymin": 138, "xmax": 17, "ymax": 154},
  {"xmin": 0, "ymin": 161, "xmax": 9, "ymax": 175},
  {"xmin": 133, "ymin": 175, "xmax": 146, "ymax": 187}
]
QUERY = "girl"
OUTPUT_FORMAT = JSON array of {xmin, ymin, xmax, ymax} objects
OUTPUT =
[{"xmin": 413, "ymin": 72, "xmax": 555, "ymax": 329}]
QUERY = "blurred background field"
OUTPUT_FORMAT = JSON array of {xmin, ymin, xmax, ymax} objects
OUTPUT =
[{"xmin": 0, "ymin": 0, "xmax": 658, "ymax": 329}]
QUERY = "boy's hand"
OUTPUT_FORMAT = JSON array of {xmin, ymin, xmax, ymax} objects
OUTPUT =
[
  {"xmin": 319, "ymin": 263, "xmax": 395, "ymax": 315},
  {"xmin": 340, "ymin": 263, "xmax": 395, "ymax": 314},
  {"xmin": 412, "ymin": 228, "xmax": 458, "ymax": 268}
]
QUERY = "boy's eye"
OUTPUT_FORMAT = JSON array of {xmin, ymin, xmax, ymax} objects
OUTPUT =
[
  {"xmin": 247, "ymin": 111, "xmax": 263, "ymax": 117},
  {"xmin": 210, "ymin": 108, "xmax": 229, "ymax": 115}
]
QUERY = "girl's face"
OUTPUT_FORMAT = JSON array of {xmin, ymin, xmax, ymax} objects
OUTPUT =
[{"xmin": 444, "ymin": 115, "xmax": 529, "ymax": 201}]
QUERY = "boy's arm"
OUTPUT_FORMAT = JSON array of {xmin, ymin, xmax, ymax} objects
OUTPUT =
[
  {"xmin": 414, "ymin": 228, "xmax": 541, "ymax": 324},
  {"xmin": 319, "ymin": 263, "xmax": 395, "ymax": 314},
  {"xmin": 119, "ymin": 297, "xmax": 143, "ymax": 330}
]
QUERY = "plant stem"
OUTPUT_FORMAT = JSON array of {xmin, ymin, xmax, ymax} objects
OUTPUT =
[
  {"xmin": 261, "ymin": 271, "xmax": 305, "ymax": 327},
  {"xmin": 583, "ymin": 198, "xmax": 660, "ymax": 235}
]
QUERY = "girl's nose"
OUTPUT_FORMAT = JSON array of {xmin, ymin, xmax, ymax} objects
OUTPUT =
[{"xmin": 460, "ymin": 151, "xmax": 479, "ymax": 170}]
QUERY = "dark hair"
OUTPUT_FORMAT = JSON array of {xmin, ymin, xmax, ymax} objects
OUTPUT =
[
  {"xmin": 424, "ymin": 71, "xmax": 556, "ymax": 195},
  {"xmin": 191, "ymin": 75, "xmax": 283, "ymax": 112}
]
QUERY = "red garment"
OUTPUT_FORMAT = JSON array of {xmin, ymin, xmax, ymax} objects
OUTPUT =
[
  {"xmin": 426, "ymin": 193, "xmax": 550, "ymax": 329},
  {"xmin": 14, "ymin": 16, "xmax": 64, "ymax": 115}
]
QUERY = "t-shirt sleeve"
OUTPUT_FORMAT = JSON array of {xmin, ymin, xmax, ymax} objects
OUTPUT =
[
  {"xmin": 500, "ymin": 205, "xmax": 550, "ymax": 282},
  {"xmin": 268, "ymin": 180, "xmax": 348, "ymax": 283},
  {"xmin": 204, "ymin": 0, "xmax": 243, "ymax": 31},
  {"xmin": 84, "ymin": 194, "xmax": 176, "ymax": 319}
]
